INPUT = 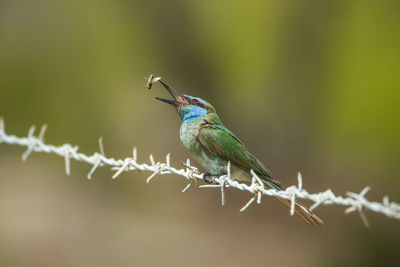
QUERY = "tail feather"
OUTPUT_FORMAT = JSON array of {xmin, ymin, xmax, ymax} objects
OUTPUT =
[
  {"xmin": 276, "ymin": 197, "xmax": 324, "ymax": 226},
  {"xmin": 261, "ymin": 178, "xmax": 324, "ymax": 226}
]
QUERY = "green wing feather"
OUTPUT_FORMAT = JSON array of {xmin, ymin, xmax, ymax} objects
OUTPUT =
[
  {"xmin": 197, "ymin": 122, "xmax": 324, "ymax": 226},
  {"xmin": 197, "ymin": 123, "xmax": 281, "ymax": 189}
]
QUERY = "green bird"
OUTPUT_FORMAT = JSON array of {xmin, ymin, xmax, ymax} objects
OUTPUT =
[{"xmin": 152, "ymin": 79, "xmax": 323, "ymax": 226}]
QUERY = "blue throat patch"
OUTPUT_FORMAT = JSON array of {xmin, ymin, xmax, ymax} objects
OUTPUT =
[{"xmin": 181, "ymin": 106, "xmax": 207, "ymax": 122}]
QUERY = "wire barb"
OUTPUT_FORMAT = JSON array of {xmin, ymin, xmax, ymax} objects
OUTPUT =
[
  {"xmin": 1, "ymin": 119, "xmax": 400, "ymax": 224},
  {"xmin": 22, "ymin": 125, "xmax": 36, "ymax": 161},
  {"xmin": 98, "ymin": 137, "xmax": 105, "ymax": 156}
]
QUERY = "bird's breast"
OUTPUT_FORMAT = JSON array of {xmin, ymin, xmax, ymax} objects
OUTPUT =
[
  {"xmin": 179, "ymin": 120, "xmax": 200, "ymax": 151},
  {"xmin": 179, "ymin": 120, "xmax": 227, "ymax": 175}
]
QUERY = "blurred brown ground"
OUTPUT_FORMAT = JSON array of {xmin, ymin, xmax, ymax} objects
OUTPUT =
[{"xmin": 0, "ymin": 0, "xmax": 399, "ymax": 266}]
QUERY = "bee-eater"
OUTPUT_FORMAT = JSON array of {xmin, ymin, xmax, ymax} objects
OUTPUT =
[{"xmin": 152, "ymin": 79, "xmax": 323, "ymax": 226}]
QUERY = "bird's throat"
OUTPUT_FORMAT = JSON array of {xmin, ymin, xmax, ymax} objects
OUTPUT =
[{"xmin": 180, "ymin": 106, "xmax": 207, "ymax": 122}]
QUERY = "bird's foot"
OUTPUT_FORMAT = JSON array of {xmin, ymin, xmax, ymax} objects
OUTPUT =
[{"xmin": 202, "ymin": 173, "xmax": 217, "ymax": 184}]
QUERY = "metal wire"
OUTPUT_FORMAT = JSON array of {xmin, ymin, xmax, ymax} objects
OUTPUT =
[{"xmin": 1, "ymin": 119, "xmax": 399, "ymax": 225}]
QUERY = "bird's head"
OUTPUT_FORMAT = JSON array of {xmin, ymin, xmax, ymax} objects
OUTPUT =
[{"xmin": 155, "ymin": 80, "xmax": 216, "ymax": 122}]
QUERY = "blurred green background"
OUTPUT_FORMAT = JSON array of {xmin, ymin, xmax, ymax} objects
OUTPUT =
[{"xmin": 0, "ymin": 0, "xmax": 399, "ymax": 266}]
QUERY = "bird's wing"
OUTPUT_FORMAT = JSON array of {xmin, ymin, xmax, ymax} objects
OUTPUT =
[{"xmin": 197, "ymin": 122, "xmax": 281, "ymax": 189}]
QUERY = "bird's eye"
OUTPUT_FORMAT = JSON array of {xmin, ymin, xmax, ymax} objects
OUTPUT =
[{"xmin": 191, "ymin": 99, "xmax": 199, "ymax": 104}]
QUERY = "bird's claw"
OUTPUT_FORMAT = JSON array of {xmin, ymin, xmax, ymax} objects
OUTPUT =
[{"xmin": 202, "ymin": 173, "xmax": 216, "ymax": 184}]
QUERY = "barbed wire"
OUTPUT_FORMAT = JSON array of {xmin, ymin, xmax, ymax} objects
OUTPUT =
[{"xmin": 0, "ymin": 119, "xmax": 399, "ymax": 225}]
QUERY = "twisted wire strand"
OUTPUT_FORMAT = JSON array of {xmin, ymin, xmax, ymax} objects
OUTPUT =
[{"xmin": 1, "ymin": 119, "xmax": 399, "ymax": 225}]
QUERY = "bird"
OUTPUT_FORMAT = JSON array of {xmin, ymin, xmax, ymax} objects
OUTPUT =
[{"xmin": 150, "ymin": 78, "xmax": 324, "ymax": 226}]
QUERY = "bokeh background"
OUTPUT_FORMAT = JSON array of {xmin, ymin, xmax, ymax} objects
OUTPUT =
[{"xmin": 0, "ymin": 0, "xmax": 399, "ymax": 266}]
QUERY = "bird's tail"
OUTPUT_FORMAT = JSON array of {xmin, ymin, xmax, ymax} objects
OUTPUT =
[
  {"xmin": 262, "ymin": 178, "xmax": 324, "ymax": 226},
  {"xmin": 275, "ymin": 197, "xmax": 324, "ymax": 226}
]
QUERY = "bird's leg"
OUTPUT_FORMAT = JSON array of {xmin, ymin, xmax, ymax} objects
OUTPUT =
[{"xmin": 202, "ymin": 172, "xmax": 217, "ymax": 184}]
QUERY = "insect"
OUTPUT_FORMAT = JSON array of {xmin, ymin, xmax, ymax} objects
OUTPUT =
[{"xmin": 145, "ymin": 74, "xmax": 161, "ymax": 89}]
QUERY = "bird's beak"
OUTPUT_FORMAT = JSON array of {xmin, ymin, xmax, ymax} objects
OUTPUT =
[{"xmin": 155, "ymin": 80, "xmax": 188, "ymax": 108}]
